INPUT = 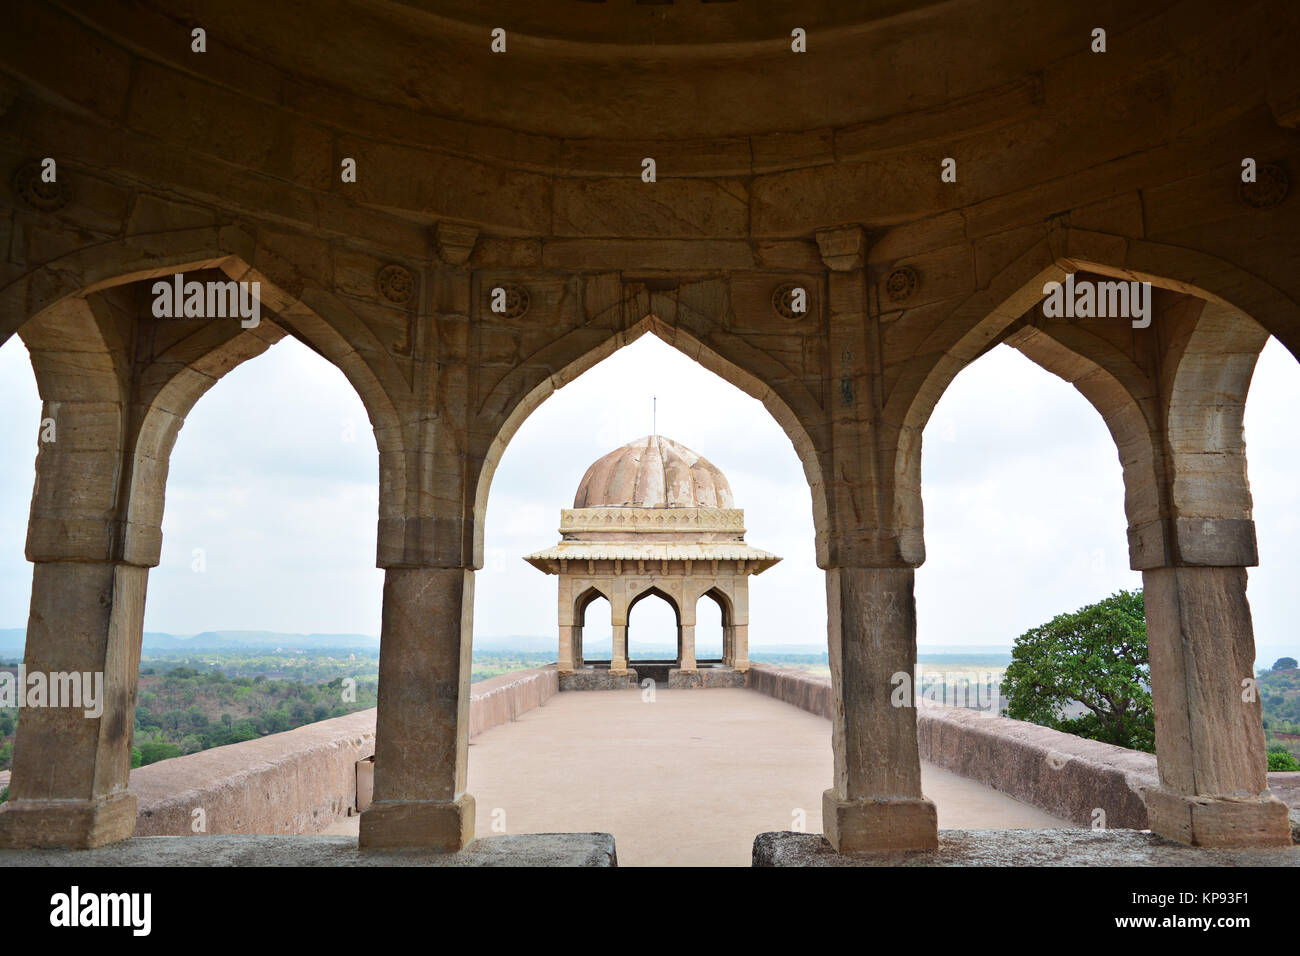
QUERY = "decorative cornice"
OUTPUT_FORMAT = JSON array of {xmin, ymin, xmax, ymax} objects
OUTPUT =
[{"xmin": 560, "ymin": 507, "xmax": 745, "ymax": 534}]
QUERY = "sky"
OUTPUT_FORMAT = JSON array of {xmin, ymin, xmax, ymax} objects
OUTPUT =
[{"xmin": 0, "ymin": 328, "xmax": 1295, "ymax": 665}]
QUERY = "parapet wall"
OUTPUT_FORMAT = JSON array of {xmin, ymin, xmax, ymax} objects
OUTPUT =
[
  {"xmin": 133, "ymin": 708, "xmax": 376, "ymax": 836},
  {"xmin": 747, "ymin": 664, "xmax": 1158, "ymax": 828},
  {"xmin": 133, "ymin": 665, "xmax": 558, "ymax": 836},
  {"xmin": 468, "ymin": 667, "xmax": 560, "ymax": 737},
  {"xmin": 120, "ymin": 661, "xmax": 1292, "ymax": 839}
]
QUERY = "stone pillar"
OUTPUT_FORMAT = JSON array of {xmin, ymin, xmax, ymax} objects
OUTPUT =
[
  {"xmin": 610, "ymin": 585, "xmax": 629, "ymax": 672},
  {"xmin": 731, "ymin": 624, "xmax": 750, "ymax": 672},
  {"xmin": 572, "ymin": 625, "xmax": 584, "ymax": 668},
  {"xmin": 679, "ymin": 625, "xmax": 697, "ymax": 671},
  {"xmin": 359, "ymin": 567, "xmax": 475, "ymax": 850},
  {"xmin": 678, "ymin": 598, "xmax": 697, "ymax": 670},
  {"xmin": 557, "ymin": 576, "xmax": 574, "ymax": 674},
  {"xmin": 815, "ymin": 225, "xmax": 936, "ymax": 851},
  {"xmin": 0, "ymin": 312, "xmax": 151, "ymax": 849},
  {"xmin": 1132, "ymin": 302, "xmax": 1290, "ymax": 846},
  {"xmin": 732, "ymin": 577, "xmax": 751, "ymax": 671},
  {"xmin": 1142, "ymin": 565, "xmax": 1292, "ymax": 846},
  {"xmin": 0, "ymin": 561, "xmax": 146, "ymax": 848},
  {"xmin": 823, "ymin": 567, "xmax": 937, "ymax": 852},
  {"xmin": 558, "ymin": 625, "xmax": 576, "ymax": 675},
  {"xmin": 608, "ymin": 624, "xmax": 629, "ymax": 671}
]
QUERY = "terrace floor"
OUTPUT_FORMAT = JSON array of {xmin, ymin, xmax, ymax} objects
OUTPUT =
[{"xmin": 325, "ymin": 686, "xmax": 1071, "ymax": 865}]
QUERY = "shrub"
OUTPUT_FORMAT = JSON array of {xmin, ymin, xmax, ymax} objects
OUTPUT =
[{"xmin": 1266, "ymin": 747, "xmax": 1300, "ymax": 772}]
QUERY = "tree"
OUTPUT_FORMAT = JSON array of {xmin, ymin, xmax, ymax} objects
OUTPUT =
[
  {"xmin": 1271, "ymin": 657, "xmax": 1298, "ymax": 672},
  {"xmin": 1002, "ymin": 589, "xmax": 1155, "ymax": 752},
  {"xmin": 137, "ymin": 741, "xmax": 182, "ymax": 766}
]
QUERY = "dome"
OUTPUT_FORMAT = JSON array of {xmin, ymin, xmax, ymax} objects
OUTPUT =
[{"xmin": 574, "ymin": 436, "xmax": 735, "ymax": 509}]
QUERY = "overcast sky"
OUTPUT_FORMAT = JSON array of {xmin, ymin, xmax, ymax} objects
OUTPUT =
[{"xmin": 0, "ymin": 328, "xmax": 1294, "ymax": 665}]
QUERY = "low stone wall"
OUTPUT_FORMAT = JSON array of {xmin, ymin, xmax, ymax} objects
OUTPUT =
[
  {"xmin": 133, "ymin": 709, "xmax": 377, "ymax": 836},
  {"xmin": 748, "ymin": 664, "xmax": 834, "ymax": 719},
  {"xmin": 747, "ymin": 664, "xmax": 1300, "ymax": 830},
  {"xmin": 915, "ymin": 699, "xmax": 1157, "ymax": 828},
  {"xmin": 747, "ymin": 664, "xmax": 1160, "ymax": 827},
  {"xmin": 468, "ymin": 666, "xmax": 559, "ymax": 737},
  {"xmin": 133, "ymin": 664, "xmax": 558, "ymax": 836}
]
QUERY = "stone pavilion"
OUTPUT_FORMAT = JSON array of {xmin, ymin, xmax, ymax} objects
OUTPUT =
[{"xmin": 525, "ymin": 436, "xmax": 780, "ymax": 689}]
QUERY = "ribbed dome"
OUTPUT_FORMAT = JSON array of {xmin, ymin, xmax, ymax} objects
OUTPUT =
[{"xmin": 574, "ymin": 436, "xmax": 734, "ymax": 509}]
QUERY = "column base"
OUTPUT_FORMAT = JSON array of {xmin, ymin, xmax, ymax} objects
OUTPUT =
[
  {"xmin": 822, "ymin": 789, "xmax": 938, "ymax": 852},
  {"xmin": 359, "ymin": 794, "xmax": 475, "ymax": 851},
  {"xmin": 668, "ymin": 666, "xmax": 747, "ymax": 689},
  {"xmin": 559, "ymin": 669, "xmax": 638, "ymax": 691},
  {"xmin": 0, "ymin": 791, "xmax": 137, "ymax": 849},
  {"xmin": 1144, "ymin": 787, "xmax": 1293, "ymax": 848}
]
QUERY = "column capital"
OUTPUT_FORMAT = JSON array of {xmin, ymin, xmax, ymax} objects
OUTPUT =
[
  {"xmin": 822, "ymin": 533, "xmax": 924, "ymax": 570},
  {"xmin": 434, "ymin": 220, "xmax": 480, "ymax": 265},
  {"xmin": 1127, "ymin": 517, "xmax": 1258, "ymax": 571},
  {"xmin": 816, "ymin": 225, "xmax": 868, "ymax": 272},
  {"xmin": 377, "ymin": 516, "xmax": 473, "ymax": 570}
]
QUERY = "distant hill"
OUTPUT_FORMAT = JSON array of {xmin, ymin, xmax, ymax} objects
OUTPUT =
[
  {"xmin": 145, "ymin": 631, "xmax": 381, "ymax": 651},
  {"xmin": 0, "ymin": 628, "xmax": 379, "ymax": 655}
]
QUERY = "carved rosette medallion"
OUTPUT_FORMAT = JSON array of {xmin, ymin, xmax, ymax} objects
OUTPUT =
[
  {"xmin": 1239, "ymin": 163, "xmax": 1290, "ymax": 209},
  {"xmin": 885, "ymin": 266, "xmax": 919, "ymax": 303},
  {"xmin": 376, "ymin": 264, "xmax": 415, "ymax": 304},
  {"xmin": 12, "ymin": 161, "xmax": 72, "ymax": 212}
]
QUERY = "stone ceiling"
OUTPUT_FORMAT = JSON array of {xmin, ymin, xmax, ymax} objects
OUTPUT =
[{"xmin": 63, "ymin": 0, "xmax": 1180, "ymax": 140}]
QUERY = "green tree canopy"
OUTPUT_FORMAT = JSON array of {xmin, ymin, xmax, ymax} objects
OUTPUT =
[
  {"xmin": 1002, "ymin": 589, "xmax": 1154, "ymax": 752},
  {"xmin": 1271, "ymin": 657, "xmax": 1298, "ymax": 672}
]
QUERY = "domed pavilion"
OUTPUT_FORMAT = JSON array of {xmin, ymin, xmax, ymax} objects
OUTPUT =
[{"xmin": 525, "ymin": 436, "xmax": 780, "ymax": 689}]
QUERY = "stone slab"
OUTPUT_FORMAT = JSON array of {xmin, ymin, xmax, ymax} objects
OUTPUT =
[
  {"xmin": 752, "ymin": 829, "xmax": 1300, "ymax": 867},
  {"xmin": 667, "ymin": 667, "xmax": 748, "ymax": 689},
  {"xmin": 559, "ymin": 669, "xmax": 639, "ymax": 691},
  {"xmin": 0, "ymin": 832, "xmax": 618, "ymax": 867}
]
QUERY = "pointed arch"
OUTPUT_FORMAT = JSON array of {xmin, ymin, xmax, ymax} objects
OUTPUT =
[
  {"xmin": 573, "ymin": 584, "xmax": 611, "ymax": 627},
  {"xmin": 699, "ymin": 584, "xmax": 735, "ymax": 627},
  {"xmin": 888, "ymin": 228, "xmax": 1288, "ymax": 567},
  {"xmin": 469, "ymin": 310, "xmax": 831, "ymax": 569},
  {"xmin": 628, "ymin": 584, "xmax": 682, "ymax": 626},
  {"xmin": 3, "ymin": 229, "xmax": 411, "ymax": 568}
]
